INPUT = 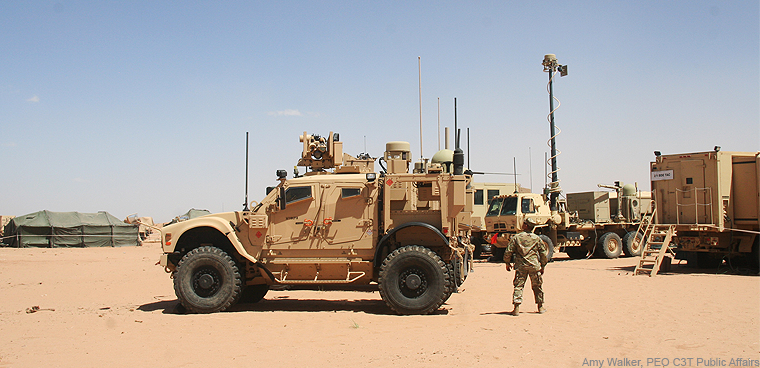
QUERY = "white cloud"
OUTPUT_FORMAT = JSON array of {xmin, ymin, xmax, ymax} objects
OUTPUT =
[
  {"xmin": 267, "ymin": 109, "xmax": 303, "ymax": 117},
  {"xmin": 26, "ymin": 95, "xmax": 40, "ymax": 102}
]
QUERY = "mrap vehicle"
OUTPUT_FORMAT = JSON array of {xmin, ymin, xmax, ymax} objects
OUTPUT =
[{"xmin": 159, "ymin": 131, "xmax": 473, "ymax": 314}]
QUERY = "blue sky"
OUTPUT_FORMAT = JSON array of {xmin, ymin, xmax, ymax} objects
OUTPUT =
[{"xmin": 1, "ymin": 1, "xmax": 758, "ymax": 222}]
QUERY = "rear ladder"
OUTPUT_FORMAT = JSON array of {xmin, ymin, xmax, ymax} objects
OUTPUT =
[{"xmin": 634, "ymin": 221, "xmax": 676, "ymax": 277}]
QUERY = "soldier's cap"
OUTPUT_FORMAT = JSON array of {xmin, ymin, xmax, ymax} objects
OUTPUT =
[{"xmin": 525, "ymin": 217, "xmax": 538, "ymax": 226}]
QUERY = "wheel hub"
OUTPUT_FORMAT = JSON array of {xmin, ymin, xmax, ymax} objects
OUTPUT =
[
  {"xmin": 399, "ymin": 267, "xmax": 428, "ymax": 298},
  {"xmin": 608, "ymin": 239, "xmax": 618, "ymax": 252},
  {"xmin": 192, "ymin": 267, "xmax": 221, "ymax": 297},
  {"xmin": 405, "ymin": 274, "xmax": 422, "ymax": 290},
  {"xmin": 198, "ymin": 274, "xmax": 215, "ymax": 289}
]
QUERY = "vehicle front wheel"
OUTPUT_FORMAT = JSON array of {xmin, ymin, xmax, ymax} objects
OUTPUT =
[
  {"xmin": 565, "ymin": 246, "xmax": 588, "ymax": 259},
  {"xmin": 378, "ymin": 245, "xmax": 451, "ymax": 315},
  {"xmin": 173, "ymin": 246, "xmax": 242, "ymax": 313},
  {"xmin": 491, "ymin": 247, "xmax": 506, "ymax": 263}
]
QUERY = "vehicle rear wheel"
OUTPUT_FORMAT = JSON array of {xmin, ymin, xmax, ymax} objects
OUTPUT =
[
  {"xmin": 565, "ymin": 246, "xmax": 588, "ymax": 259},
  {"xmin": 173, "ymin": 246, "xmax": 242, "ymax": 313},
  {"xmin": 748, "ymin": 237, "xmax": 760, "ymax": 269},
  {"xmin": 538, "ymin": 235, "xmax": 555, "ymax": 262},
  {"xmin": 597, "ymin": 232, "xmax": 623, "ymax": 259},
  {"xmin": 378, "ymin": 245, "xmax": 451, "ymax": 315},
  {"xmin": 622, "ymin": 231, "xmax": 644, "ymax": 257},
  {"xmin": 238, "ymin": 284, "xmax": 269, "ymax": 304},
  {"xmin": 692, "ymin": 252, "xmax": 722, "ymax": 269}
]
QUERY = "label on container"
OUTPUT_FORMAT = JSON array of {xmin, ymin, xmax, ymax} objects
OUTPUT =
[{"xmin": 651, "ymin": 170, "xmax": 674, "ymax": 181}]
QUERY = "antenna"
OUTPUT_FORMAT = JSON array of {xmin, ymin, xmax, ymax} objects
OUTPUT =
[
  {"xmin": 529, "ymin": 147, "xmax": 533, "ymax": 193},
  {"xmin": 453, "ymin": 98, "xmax": 457, "ymax": 142},
  {"xmin": 437, "ymin": 97, "xmax": 440, "ymax": 151},
  {"xmin": 418, "ymin": 56, "xmax": 423, "ymax": 160},
  {"xmin": 243, "ymin": 132, "xmax": 250, "ymax": 211},
  {"xmin": 467, "ymin": 128, "xmax": 470, "ymax": 169},
  {"xmin": 513, "ymin": 157, "xmax": 518, "ymax": 193},
  {"xmin": 452, "ymin": 97, "xmax": 464, "ymax": 175},
  {"xmin": 542, "ymin": 53, "xmax": 568, "ymax": 210}
]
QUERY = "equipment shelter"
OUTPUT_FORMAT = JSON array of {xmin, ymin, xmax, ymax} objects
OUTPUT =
[{"xmin": 3, "ymin": 210, "xmax": 139, "ymax": 247}]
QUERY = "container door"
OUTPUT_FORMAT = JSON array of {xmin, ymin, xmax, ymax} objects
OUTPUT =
[
  {"xmin": 677, "ymin": 159, "xmax": 709, "ymax": 224},
  {"xmin": 732, "ymin": 157, "xmax": 759, "ymax": 224}
]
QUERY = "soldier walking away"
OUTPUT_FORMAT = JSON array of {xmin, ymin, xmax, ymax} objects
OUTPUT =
[{"xmin": 504, "ymin": 218, "xmax": 549, "ymax": 316}]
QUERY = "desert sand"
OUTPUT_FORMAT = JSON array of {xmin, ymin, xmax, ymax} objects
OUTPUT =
[{"xmin": 0, "ymin": 241, "xmax": 757, "ymax": 368}]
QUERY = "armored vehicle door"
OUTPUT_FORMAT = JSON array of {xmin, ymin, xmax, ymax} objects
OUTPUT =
[
  {"xmin": 317, "ymin": 182, "xmax": 377, "ymax": 250},
  {"xmin": 266, "ymin": 183, "xmax": 321, "ymax": 249}
]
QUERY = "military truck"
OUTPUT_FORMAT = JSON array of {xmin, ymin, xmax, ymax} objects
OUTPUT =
[
  {"xmin": 484, "ymin": 182, "xmax": 652, "ymax": 260},
  {"xmin": 650, "ymin": 149, "xmax": 759, "ymax": 268},
  {"xmin": 468, "ymin": 182, "xmax": 528, "ymax": 258},
  {"xmin": 159, "ymin": 131, "xmax": 473, "ymax": 314}
]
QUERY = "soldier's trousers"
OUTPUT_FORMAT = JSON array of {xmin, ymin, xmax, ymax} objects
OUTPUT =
[{"xmin": 512, "ymin": 267, "xmax": 543, "ymax": 305}]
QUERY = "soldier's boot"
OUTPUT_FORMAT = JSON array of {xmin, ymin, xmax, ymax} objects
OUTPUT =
[
  {"xmin": 537, "ymin": 303, "xmax": 546, "ymax": 314},
  {"xmin": 509, "ymin": 303, "xmax": 520, "ymax": 316}
]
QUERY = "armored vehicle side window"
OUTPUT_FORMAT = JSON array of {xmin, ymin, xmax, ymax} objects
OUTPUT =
[
  {"xmin": 474, "ymin": 189, "xmax": 484, "ymax": 205},
  {"xmin": 487, "ymin": 189, "xmax": 500, "ymax": 201},
  {"xmin": 499, "ymin": 197, "xmax": 518, "ymax": 216},
  {"xmin": 341, "ymin": 188, "xmax": 361, "ymax": 199},
  {"xmin": 285, "ymin": 186, "xmax": 312, "ymax": 204},
  {"xmin": 521, "ymin": 198, "xmax": 535, "ymax": 213},
  {"xmin": 486, "ymin": 198, "xmax": 502, "ymax": 216}
]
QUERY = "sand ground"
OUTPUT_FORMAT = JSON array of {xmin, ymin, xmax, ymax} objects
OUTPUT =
[{"xmin": 0, "ymin": 241, "xmax": 757, "ymax": 368}]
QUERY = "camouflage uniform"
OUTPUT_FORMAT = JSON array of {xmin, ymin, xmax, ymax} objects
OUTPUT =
[{"xmin": 504, "ymin": 231, "xmax": 549, "ymax": 305}]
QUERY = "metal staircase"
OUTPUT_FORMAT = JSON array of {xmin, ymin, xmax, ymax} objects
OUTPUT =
[{"xmin": 632, "ymin": 206, "xmax": 676, "ymax": 276}]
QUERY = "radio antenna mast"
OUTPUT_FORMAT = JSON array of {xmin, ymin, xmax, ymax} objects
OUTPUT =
[
  {"xmin": 418, "ymin": 56, "xmax": 423, "ymax": 160},
  {"xmin": 243, "ymin": 132, "xmax": 250, "ymax": 211}
]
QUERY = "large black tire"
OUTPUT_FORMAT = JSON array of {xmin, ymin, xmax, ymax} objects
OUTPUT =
[
  {"xmin": 746, "ymin": 237, "xmax": 760, "ymax": 269},
  {"xmin": 173, "ymin": 246, "xmax": 242, "ymax": 313},
  {"xmin": 472, "ymin": 236, "xmax": 484, "ymax": 259},
  {"xmin": 622, "ymin": 231, "xmax": 644, "ymax": 257},
  {"xmin": 693, "ymin": 252, "xmax": 722, "ymax": 269},
  {"xmin": 443, "ymin": 262, "xmax": 456, "ymax": 303},
  {"xmin": 378, "ymin": 245, "xmax": 451, "ymax": 315},
  {"xmin": 597, "ymin": 232, "xmax": 623, "ymax": 259},
  {"xmin": 538, "ymin": 235, "xmax": 555, "ymax": 262},
  {"xmin": 238, "ymin": 284, "xmax": 269, "ymax": 304},
  {"xmin": 565, "ymin": 246, "xmax": 588, "ymax": 259},
  {"xmin": 491, "ymin": 247, "xmax": 506, "ymax": 263}
]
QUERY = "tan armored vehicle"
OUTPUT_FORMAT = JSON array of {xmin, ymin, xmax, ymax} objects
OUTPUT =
[
  {"xmin": 159, "ymin": 131, "xmax": 473, "ymax": 314},
  {"xmin": 484, "ymin": 182, "xmax": 652, "ymax": 260}
]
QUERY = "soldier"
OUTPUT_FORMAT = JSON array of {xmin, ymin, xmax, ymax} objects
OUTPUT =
[{"xmin": 504, "ymin": 217, "xmax": 549, "ymax": 316}]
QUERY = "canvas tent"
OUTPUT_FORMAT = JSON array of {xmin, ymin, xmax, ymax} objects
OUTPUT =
[
  {"xmin": 2, "ymin": 211, "xmax": 139, "ymax": 248},
  {"xmin": 166, "ymin": 208, "xmax": 211, "ymax": 225}
]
